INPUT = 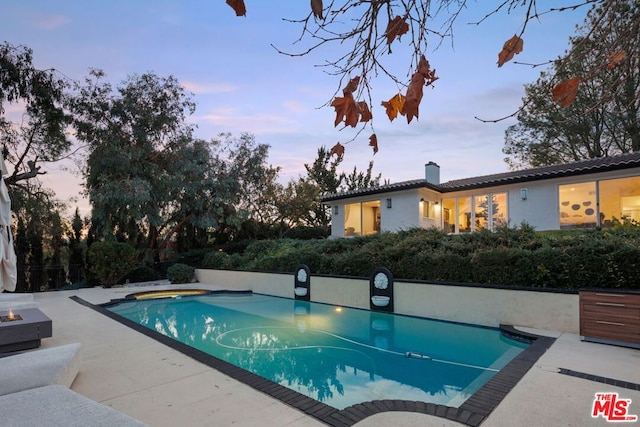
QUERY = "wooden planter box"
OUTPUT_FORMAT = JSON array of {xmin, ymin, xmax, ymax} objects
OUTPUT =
[{"xmin": 579, "ymin": 290, "xmax": 640, "ymax": 349}]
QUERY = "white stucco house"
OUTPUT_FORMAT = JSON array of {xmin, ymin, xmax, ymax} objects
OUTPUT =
[{"xmin": 320, "ymin": 152, "xmax": 640, "ymax": 237}]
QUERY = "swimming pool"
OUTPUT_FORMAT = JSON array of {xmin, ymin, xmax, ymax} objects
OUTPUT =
[{"xmin": 107, "ymin": 292, "xmax": 528, "ymax": 410}]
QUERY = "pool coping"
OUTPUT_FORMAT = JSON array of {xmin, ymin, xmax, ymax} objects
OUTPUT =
[{"xmin": 70, "ymin": 293, "xmax": 555, "ymax": 427}]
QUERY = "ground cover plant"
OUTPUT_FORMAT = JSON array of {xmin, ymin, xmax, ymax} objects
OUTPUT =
[{"xmin": 197, "ymin": 224, "xmax": 640, "ymax": 290}]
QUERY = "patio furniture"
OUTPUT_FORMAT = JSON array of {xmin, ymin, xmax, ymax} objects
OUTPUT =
[
  {"xmin": 0, "ymin": 342, "xmax": 146, "ymax": 426},
  {"xmin": 0, "ymin": 307, "xmax": 52, "ymax": 352},
  {"xmin": 0, "ymin": 385, "xmax": 146, "ymax": 426},
  {"xmin": 0, "ymin": 343, "xmax": 81, "ymax": 396}
]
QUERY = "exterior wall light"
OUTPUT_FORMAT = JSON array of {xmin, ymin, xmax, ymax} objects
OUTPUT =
[
  {"xmin": 333, "ymin": 205, "xmax": 339, "ymax": 215},
  {"xmin": 520, "ymin": 188, "xmax": 528, "ymax": 200},
  {"xmin": 386, "ymin": 198, "xmax": 392, "ymax": 208}
]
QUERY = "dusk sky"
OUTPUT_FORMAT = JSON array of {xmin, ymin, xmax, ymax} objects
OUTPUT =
[{"xmin": 1, "ymin": 1, "xmax": 591, "ymax": 216}]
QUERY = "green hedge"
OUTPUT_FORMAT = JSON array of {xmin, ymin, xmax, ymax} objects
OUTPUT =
[
  {"xmin": 167, "ymin": 263, "xmax": 195, "ymax": 284},
  {"xmin": 199, "ymin": 226, "xmax": 640, "ymax": 289},
  {"xmin": 88, "ymin": 242, "xmax": 138, "ymax": 288}
]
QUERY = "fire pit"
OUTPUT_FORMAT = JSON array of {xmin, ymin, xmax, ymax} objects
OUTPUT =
[
  {"xmin": 0, "ymin": 307, "xmax": 52, "ymax": 352},
  {"xmin": 0, "ymin": 309, "xmax": 22, "ymax": 322}
]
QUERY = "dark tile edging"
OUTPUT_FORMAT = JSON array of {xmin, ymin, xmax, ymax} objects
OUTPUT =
[
  {"xmin": 458, "ymin": 331, "xmax": 555, "ymax": 426},
  {"xmin": 558, "ymin": 368, "xmax": 640, "ymax": 391},
  {"xmin": 69, "ymin": 295, "xmax": 554, "ymax": 426}
]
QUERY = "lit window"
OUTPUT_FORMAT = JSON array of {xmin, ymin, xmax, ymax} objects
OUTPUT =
[
  {"xmin": 559, "ymin": 182, "xmax": 596, "ymax": 229},
  {"xmin": 344, "ymin": 200, "xmax": 381, "ymax": 236},
  {"xmin": 599, "ymin": 176, "xmax": 640, "ymax": 227}
]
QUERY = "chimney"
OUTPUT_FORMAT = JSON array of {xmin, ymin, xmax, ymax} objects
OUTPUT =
[{"xmin": 425, "ymin": 162, "xmax": 440, "ymax": 185}]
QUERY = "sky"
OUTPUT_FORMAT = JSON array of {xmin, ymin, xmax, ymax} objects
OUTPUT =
[{"xmin": 1, "ymin": 1, "xmax": 591, "ymax": 216}]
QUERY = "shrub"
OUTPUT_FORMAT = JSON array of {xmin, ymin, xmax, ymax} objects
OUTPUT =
[
  {"xmin": 167, "ymin": 263, "xmax": 195, "ymax": 284},
  {"xmin": 88, "ymin": 242, "xmax": 138, "ymax": 288},
  {"xmin": 194, "ymin": 226, "xmax": 640, "ymax": 290},
  {"xmin": 471, "ymin": 247, "xmax": 537, "ymax": 286},
  {"xmin": 202, "ymin": 251, "xmax": 229, "ymax": 269}
]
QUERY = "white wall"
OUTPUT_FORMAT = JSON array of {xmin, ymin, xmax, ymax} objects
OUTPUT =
[
  {"xmin": 195, "ymin": 269, "xmax": 579, "ymax": 333},
  {"xmin": 381, "ymin": 190, "xmax": 419, "ymax": 231},
  {"xmin": 507, "ymin": 182, "xmax": 559, "ymax": 230},
  {"xmin": 330, "ymin": 204, "xmax": 344, "ymax": 237},
  {"xmin": 327, "ymin": 167, "xmax": 640, "ymax": 235}
]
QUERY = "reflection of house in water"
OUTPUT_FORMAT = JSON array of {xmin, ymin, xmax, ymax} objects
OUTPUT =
[{"xmin": 322, "ymin": 153, "xmax": 640, "ymax": 237}]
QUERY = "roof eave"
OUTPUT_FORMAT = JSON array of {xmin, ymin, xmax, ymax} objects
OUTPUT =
[{"xmin": 320, "ymin": 180, "xmax": 441, "ymax": 202}]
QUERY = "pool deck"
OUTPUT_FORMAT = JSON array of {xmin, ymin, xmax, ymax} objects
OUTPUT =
[{"xmin": 16, "ymin": 282, "xmax": 640, "ymax": 426}]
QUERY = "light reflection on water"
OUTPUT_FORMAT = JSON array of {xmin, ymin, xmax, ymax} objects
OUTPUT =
[{"xmin": 109, "ymin": 294, "xmax": 527, "ymax": 409}]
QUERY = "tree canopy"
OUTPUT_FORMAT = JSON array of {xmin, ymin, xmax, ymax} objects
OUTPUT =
[
  {"xmin": 503, "ymin": 0, "xmax": 640, "ymax": 168},
  {"xmin": 0, "ymin": 43, "xmax": 71, "ymax": 186},
  {"xmin": 69, "ymin": 71, "xmax": 233, "ymax": 260}
]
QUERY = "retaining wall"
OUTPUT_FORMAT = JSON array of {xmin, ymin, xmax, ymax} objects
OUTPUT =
[{"xmin": 195, "ymin": 269, "xmax": 579, "ymax": 333}]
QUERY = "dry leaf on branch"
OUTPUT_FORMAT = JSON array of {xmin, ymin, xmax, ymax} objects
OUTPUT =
[
  {"xmin": 357, "ymin": 101, "xmax": 372, "ymax": 122},
  {"xmin": 552, "ymin": 77, "xmax": 581, "ymax": 107},
  {"xmin": 417, "ymin": 56, "xmax": 438, "ymax": 86},
  {"xmin": 342, "ymin": 76, "xmax": 360, "ymax": 94},
  {"xmin": 331, "ymin": 94, "xmax": 359, "ymax": 127},
  {"xmin": 381, "ymin": 93, "xmax": 405, "ymax": 121},
  {"xmin": 402, "ymin": 73, "xmax": 424, "ymax": 123},
  {"xmin": 369, "ymin": 134, "xmax": 378, "ymax": 154},
  {"xmin": 497, "ymin": 35, "xmax": 524, "ymax": 67},
  {"xmin": 226, "ymin": 0, "xmax": 246, "ymax": 16},
  {"xmin": 311, "ymin": 0, "xmax": 323, "ymax": 20},
  {"xmin": 400, "ymin": 56, "xmax": 437, "ymax": 124},
  {"xmin": 607, "ymin": 50, "xmax": 626, "ymax": 69},
  {"xmin": 386, "ymin": 16, "xmax": 409, "ymax": 45},
  {"xmin": 331, "ymin": 76, "xmax": 371, "ymax": 127},
  {"xmin": 330, "ymin": 142, "xmax": 345, "ymax": 157}
]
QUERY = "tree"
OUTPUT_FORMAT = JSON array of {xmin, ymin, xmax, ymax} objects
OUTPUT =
[
  {"xmin": 0, "ymin": 43, "xmax": 72, "ymax": 186},
  {"xmin": 281, "ymin": 147, "xmax": 382, "ymax": 231},
  {"xmin": 70, "ymin": 70, "xmax": 222, "ymax": 260},
  {"xmin": 503, "ymin": 0, "xmax": 640, "ymax": 168},
  {"xmin": 0, "ymin": 43, "xmax": 72, "ymax": 264},
  {"xmin": 302, "ymin": 147, "xmax": 345, "ymax": 230},
  {"xmin": 67, "ymin": 208, "xmax": 86, "ymax": 284},
  {"xmin": 88, "ymin": 241, "xmax": 138, "ymax": 287},
  {"xmin": 224, "ymin": 133, "xmax": 282, "ymax": 228},
  {"xmin": 45, "ymin": 211, "xmax": 67, "ymax": 289},
  {"xmin": 14, "ymin": 217, "xmax": 28, "ymax": 291},
  {"xmin": 226, "ymin": 1, "xmax": 632, "ymax": 156},
  {"xmin": 196, "ymin": 132, "xmax": 287, "ymax": 243},
  {"xmin": 342, "ymin": 161, "xmax": 382, "ymax": 192},
  {"xmin": 276, "ymin": 178, "xmax": 326, "ymax": 230},
  {"xmin": 9, "ymin": 179, "xmax": 67, "ymax": 292}
]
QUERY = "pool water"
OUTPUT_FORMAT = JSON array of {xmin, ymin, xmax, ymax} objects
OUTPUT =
[{"xmin": 108, "ymin": 293, "xmax": 528, "ymax": 410}]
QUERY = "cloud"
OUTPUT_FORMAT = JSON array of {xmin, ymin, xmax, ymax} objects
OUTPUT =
[
  {"xmin": 196, "ymin": 109, "xmax": 301, "ymax": 135},
  {"xmin": 28, "ymin": 11, "xmax": 70, "ymax": 30},
  {"xmin": 283, "ymin": 100, "xmax": 306, "ymax": 114},
  {"xmin": 181, "ymin": 80, "xmax": 237, "ymax": 94}
]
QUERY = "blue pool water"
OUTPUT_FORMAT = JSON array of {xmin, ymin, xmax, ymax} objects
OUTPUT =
[{"xmin": 108, "ymin": 293, "xmax": 528, "ymax": 409}]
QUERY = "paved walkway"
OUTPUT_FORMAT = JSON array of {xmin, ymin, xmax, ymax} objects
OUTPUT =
[{"xmin": 21, "ymin": 284, "xmax": 640, "ymax": 426}]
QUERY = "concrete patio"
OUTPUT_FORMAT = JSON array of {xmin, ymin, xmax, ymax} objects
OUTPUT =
[{"xmin": 9, "ymin": 282, "xmax": 640, "ymax": 426}]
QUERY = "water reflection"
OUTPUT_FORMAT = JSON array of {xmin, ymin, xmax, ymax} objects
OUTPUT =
[{"xmin": 110, "ymin": 295, "xmax": 527, "ymax": 409}]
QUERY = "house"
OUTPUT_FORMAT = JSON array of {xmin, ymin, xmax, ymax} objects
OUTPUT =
[{"xmin": 320, "ymin": 152, "xmax": 640, "ymax": 237}]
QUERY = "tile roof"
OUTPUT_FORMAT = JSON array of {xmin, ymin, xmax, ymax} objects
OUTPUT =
[{"xmin": 320, "ymin": 152, "xmax": 640, "ymax": 202}]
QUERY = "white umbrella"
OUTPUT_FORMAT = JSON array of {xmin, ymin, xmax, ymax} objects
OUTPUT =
[{"xmin": 0, "ymin": 153, "xmax": 17, "ymax": 292}]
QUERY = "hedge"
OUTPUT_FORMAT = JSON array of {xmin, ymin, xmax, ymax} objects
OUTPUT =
[{"xmin": 197, "ymin": 226, "xmax": 640, "ymax": 289}]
